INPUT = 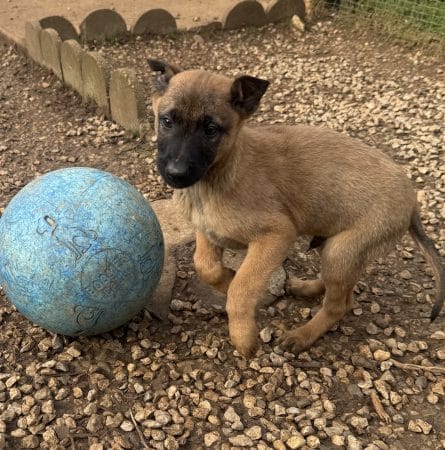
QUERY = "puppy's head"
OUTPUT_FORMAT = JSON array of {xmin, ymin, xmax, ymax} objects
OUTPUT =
[{"xmin": 148, "ymin": 59, "xmax": 269, "ymax": 189}]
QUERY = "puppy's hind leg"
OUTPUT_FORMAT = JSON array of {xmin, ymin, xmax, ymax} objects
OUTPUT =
[
  {"xmin": 279, "ymin": 227, "xmax": 394, "ymax": 353},
  {"xmin": 194, "ymin": 231, "xmax": 235, "ymax": 294}
]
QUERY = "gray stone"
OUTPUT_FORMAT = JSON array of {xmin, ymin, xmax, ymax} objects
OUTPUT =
[
  {"xmin": 40, "ymin": 16, "xmax": 78, "ymax": 41},
  {"xmin": 61, "ymin": 40, "xmax": 83, "ymax": 96},
  {"xmin": 25, "ymin": 21, "xmax": 43, "ymax": 64},
  {"xmin": 40, "ymin": 28, "xmax": 63, "ymax": 80},
  {"xmin": 81, "ymin": 51, "xmax": 111, "ymax": 117},
  {"xmin": 223, "ymin": 1, "xmax": 267, "ymax": 29},
  {"xmin": 80, "ymin": 9, "xmax": 127, "ymax": 42},
  {"xmin": 149, "ymin": 199, "xmax": 194, "ymax": 319},
  {"xmin": 266, "ymin": 0, "xmax": 306, "ymax": 23},
  {"xmin": 268, "ymin": 265, "xmax": 287, "ymax": 296},
  {"xmin": 132, "ymin": 9, "xmax": 177, "ymax": 35},
  {"xmin": 110, "ymin": 68, "xmax": 145, "ymax": 134}
]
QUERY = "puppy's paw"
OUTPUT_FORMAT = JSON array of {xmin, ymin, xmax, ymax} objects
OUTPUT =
[
  {"xmin": 276, "ymin": 325, "xmax": 312, "ymax": 354},
  {"xmin": 229, "ymin": 320, "xmax": 259, "ymax": 358},
  {"xmin": 287, "ymin": 277, "xmax": 324, "ymax": 299}
]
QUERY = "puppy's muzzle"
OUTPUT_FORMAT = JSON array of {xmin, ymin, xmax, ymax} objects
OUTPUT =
[{"xmin": 165, "ymin": 160, "xmax": 190, "ymax": 186}]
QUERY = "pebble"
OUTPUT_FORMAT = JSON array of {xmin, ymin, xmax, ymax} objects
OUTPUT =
[
  {"xmin": 21, "ymin": 435, "xmax": 40, "ymax": 448},
  {"xmin": 229, "ymin": 434, "xmax": 253, "ymax": 447},
  {"xmin": 432, "ymin": 381, "xmax": 444, "ymax": 395},
  {"xmin": 332, "ymin": 435, "xmax": 345, "ymax": 446},
  {"xmin": 436, "ymin": 348, "xmax": 445, "ymax": 360},
  {"xmin": 366, "ymin": 322, "xmax": 380, "ymax": 335},
  {"xmin": 245, "ymin": 425, "xmax": 262, "ymax": 440},
  {"xmin": 373, "ymin": 349, "xmax": 391, "ymax": 361},
  {"xmin": 394, "ymin": 326, "xmax": 406, "ymax": 338},
  {"xmin": 426, "ymin": 393, "xmax": 438, "ymax": 404},
  {"xmin": 390, "ymin": 391, "xmax": 402, "ymax": 405},
  {"xmin": 286, "ymin": 433, "xmax": 306, "ymax": 448},
  {"xmin": 42, "ymin": 428, "xmax": 58, "ymax": 445},
  {"xmin": 399, "ymin": 269, "xmax": 412, "ymax": 280},
  {"xmin": 193, "ymin": 401, "xmax": 212, "ymax": 420},
  {"xmin": 204, "ymin": 431, "xmax": 220, "ymax": 446},
  {"xmin": 105, "ymin": 414, "xmax": 123, "ymax": 428},
  {"xmin": 273, "ymin": 440, "xmax": 286, "ymax": 450},
  {"xmin": 224, "ymin": 406, "xmax": 241, "ymax": 423},
  {"xmin": 5, "ymin": 376, "xmax": 19, "ymax": 389},
  {"xmin": 407, "ymin": 341, "xmax": 420, "ymax": 352},
  {"xmin": 350, "ymin": 416, "xmax": 369, "ymax": 433},
  {"xmin": 430, "ymin": 330, "xmax": 445, "ymax": 340},
  {"xmin": 347, "ymin": 435, "xmax": 363, "ymax": 450},
  {"xmin": 407, "ymin": 418, "xmax": 433, "ymax": 434},
  {"xmin": 291, "ymin": 15, "xmax": 305, "ymax": 33},
  {"xmin": 86, "ymin": 414, "xmax": 103, "ymax": 433},
  {"xmin": 120, "ymin": 420, "xmax": 134, "ymax": 432},
  {"xmin": 243, "ymin": 393, "xmax": 256, "ymax": 409},
  {"xmin": 306, "ymin": 435, "xmax": 320, "ymax": 448},
  {"xmin": 306, "ymin": 406, "xmax": 323, "ymax": 420}
]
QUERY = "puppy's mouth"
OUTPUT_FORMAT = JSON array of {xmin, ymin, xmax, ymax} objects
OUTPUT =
[
  {"xmin": 161, "ymin": 167, "xmax": 202, "ymax": 189},
  {"xmin": 164, "ymin": 175, "xmax": 198, "ymax": 189}
]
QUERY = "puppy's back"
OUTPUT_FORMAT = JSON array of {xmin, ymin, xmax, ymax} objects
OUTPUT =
[{"xmin": 240, "ymin": 124, "xmax": 416, "ymax": 236}]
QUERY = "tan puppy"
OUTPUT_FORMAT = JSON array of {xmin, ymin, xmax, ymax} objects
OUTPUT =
[{"xmin": 148, "ymin": 59, "xmax": 444, "ymax": 357}]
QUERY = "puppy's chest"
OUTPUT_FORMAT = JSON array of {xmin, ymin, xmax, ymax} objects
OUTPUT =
[{"xmin": 175, "ymin": 189, "xmax": 246, "ymax": 249}]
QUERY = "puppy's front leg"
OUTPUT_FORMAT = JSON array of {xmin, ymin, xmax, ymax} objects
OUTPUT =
[
  {"xmin": 194, "ymin": 231, "xmax": 235, "ymax": 294},
  {"xmin": 227, "ymin": 229, "xmax": 295, "ymax": 357}
]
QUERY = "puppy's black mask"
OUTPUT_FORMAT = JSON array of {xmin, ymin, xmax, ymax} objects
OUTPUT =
[{"xmin": 156, "ymin": 109, "xmax": 224, "ymax": 189}]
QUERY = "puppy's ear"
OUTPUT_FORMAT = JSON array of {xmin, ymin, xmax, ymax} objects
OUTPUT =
[
  {"xmin": 230, "ymin": 75, "xmax": 269, "ymax": 117},
  {"xmin": 148, "ymin": 59, "xmax": 182, "ymax": 92}
]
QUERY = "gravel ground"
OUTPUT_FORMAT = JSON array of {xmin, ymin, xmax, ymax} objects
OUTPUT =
[{"xmin": 0, "ymin": 18, "xmax": 444, "ymax": 450}]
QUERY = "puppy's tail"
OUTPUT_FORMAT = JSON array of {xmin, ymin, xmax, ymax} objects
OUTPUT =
[{"xmin": 409, "ymin": 209, "xmax": 445, "ymax": 321}]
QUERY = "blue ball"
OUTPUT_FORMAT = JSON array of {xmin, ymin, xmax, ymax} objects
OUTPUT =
[{"xmin": 0, "ymin": 167, "xmax": 164, "ymax": 336}]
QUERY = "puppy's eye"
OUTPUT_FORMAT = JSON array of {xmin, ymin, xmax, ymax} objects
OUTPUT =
[
  {"xmin": 204, "ymin": 122, "xmax": 219, "ymax": 137},
  {"xmin": 160, "ymin": 116, "xmax": 172, "ymax": 129}
]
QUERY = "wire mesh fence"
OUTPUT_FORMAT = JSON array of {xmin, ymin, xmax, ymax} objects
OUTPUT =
[{"xmin": 317, "ymin": 0, "xmax": 445, "ymax": 44}]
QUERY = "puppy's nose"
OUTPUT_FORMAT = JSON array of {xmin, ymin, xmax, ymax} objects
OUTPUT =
[{"xmin": 165, "ymin": 161, "xmax": 189, "ymax": 179}]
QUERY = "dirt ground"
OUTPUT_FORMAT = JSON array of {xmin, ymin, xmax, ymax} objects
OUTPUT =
[{"xmin": 0, "ymin": 17, "xmax": 444, "ymax": 450}]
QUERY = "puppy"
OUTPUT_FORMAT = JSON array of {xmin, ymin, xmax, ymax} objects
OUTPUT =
[{"xmin": 148, "ymin": 59, "xmax": 444, "ymax": 357}]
